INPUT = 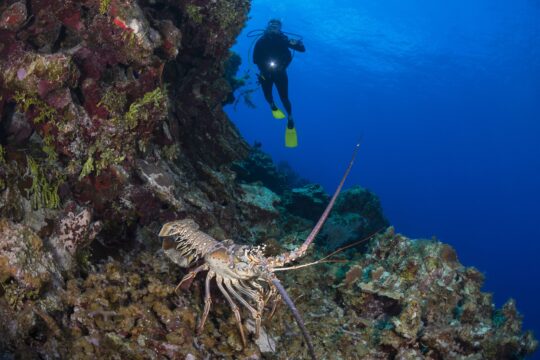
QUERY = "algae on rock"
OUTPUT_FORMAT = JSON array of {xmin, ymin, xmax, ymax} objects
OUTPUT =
[{"xmin": 26, "ymin": 156, "xmax": 62, "ymax": 210}]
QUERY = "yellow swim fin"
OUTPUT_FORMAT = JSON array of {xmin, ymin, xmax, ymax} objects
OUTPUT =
[
  {"xmin": 272, "ymin": 108, "xmax": 286, "ymax": 119},
  {"xmin": 285, "ymin": 127, "xmax": 298, "ymax": 148}
]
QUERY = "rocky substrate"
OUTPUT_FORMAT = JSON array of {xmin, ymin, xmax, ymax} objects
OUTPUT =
[{"xmin": 1, "ymin": 220, "xmax": 537, "ymax": 359}]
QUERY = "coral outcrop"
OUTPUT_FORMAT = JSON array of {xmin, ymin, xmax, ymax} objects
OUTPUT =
[
  {"xmin": 283, "ymin": 183, "xmax": 329, "ymax": 221},
  {"xmin": 233, "ymin": 146, "xmax": 309, "ymax": 194},
  {"xmin": 0, "ymin": 0, "xmax": 251, "ymax": 238},
  {"xmin": 0, "ymin": 0, "xmax": 536, "ymax": 359},
  {"xmin": 232, "ymin": 146, "xmax": 290, "ymax": 194},
  {"xmin": 335, "ymin": 229, "xmax": 537, "ymax": 359},
  {"xmin": 320, "ymin": 185, "xmax": 389, "ymax": 250}
]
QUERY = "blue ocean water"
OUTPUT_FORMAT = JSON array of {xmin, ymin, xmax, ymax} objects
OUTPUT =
[{"xmin": 226, "ymin": 0, "xmax": 540, "ymax": 348}]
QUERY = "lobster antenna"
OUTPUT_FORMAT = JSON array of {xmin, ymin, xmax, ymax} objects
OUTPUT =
[
  {"xmin": 271, "ymin": 277, "xmax": 317, "ymax": 360},
  {"xmin": 280, "ymin": 143, "xmax": 361, "ymax": 265},
  {"xmin": 272, "ymin": 259, "xmax": 347, "ymax": 272},
  {"xmin": 273, "ymin": 226, "xmax": 386, "ymax": 272}
]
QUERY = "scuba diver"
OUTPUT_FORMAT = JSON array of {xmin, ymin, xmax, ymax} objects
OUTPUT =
[{"xmin": 253, "ymin": 19, "xmax": 305, "ymax": 148}]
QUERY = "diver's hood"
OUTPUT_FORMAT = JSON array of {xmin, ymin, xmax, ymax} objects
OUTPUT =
[{"xmin": 266, "ymin": 19, "xmax": 282, "ymax": 33}]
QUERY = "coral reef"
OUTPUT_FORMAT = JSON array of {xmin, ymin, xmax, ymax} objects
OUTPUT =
[
  {"xmin": 0, "ymin": 0, "xmax": 536, "ymax": 359},
  {"xmin": 223, "ymin": 51, "xmax": 246, "ymax": 105},
  {"xmin": 232, "ymin": 146, "xmax": 309, "ymax": 194},
  {"xmin": 232, "ymin": 146, "xmax": 290, "ymax": 194},
  {"xmin": 0, "ymin": 218, "xmax": 61, "ymax": 292},
  {"xmin": 320, "ymin": 185, "xmax": 389, "ymax": 250},
  {"xmin": 283, "ymin": 183, "xmax": 329, "ymax": 221},
  {"xmin": 0, "ymin": 0, "xmax": 253, "ymax": 242},
  {"xmin": 238, "ymin": 183, "xmax": 281, "ymax": 220},
  {"xmin": 335, "ymin": 229, "xmax": 538, "ymax": 359}
]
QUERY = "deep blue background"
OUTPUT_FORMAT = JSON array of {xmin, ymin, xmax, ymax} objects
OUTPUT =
[{"xmin": 225, "ymin": 0, "xmax": 540, "ymax": 348}]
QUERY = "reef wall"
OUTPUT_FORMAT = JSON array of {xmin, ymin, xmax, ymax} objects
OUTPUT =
[{"xmin": 0, "ymin": 0, "xmax": 537, "ymax": 359}]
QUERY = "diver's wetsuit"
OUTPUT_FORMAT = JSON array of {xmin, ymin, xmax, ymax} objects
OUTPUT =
[{"xmin": 253, "ymin": 32, "xmax": 305, "ymax": 116}]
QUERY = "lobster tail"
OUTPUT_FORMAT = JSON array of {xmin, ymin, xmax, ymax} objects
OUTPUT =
[{"xmin": 159, "ymin": 219, "xmax": 222, "ymax": 266}]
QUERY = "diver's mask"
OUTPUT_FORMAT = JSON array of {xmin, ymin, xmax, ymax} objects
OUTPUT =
[{"xmin": 266, "ymin": 19, "xmax": 282, "ymax": 34}]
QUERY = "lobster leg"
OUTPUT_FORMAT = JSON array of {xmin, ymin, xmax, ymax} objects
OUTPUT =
[
  {"xmin": 197, "ymin": 270, "xmax": 215, "ymax": 335},
  {"xmin": 225, "ymin": 279, "xmax": 262, "ymax": 339},
  {"xmin": 246, "ymin": 281, "xmax": 266, "ymax": 311},
  {"xmin": 216, "ymin": 275, "xmax": 247, "ymax": 347},
  {"xmin": 176, "ymin": 264, "xmax": 209, "ymax": 292},
  {"xmin": 247, "ymin": 280, "xmax": 264, "ymax": 298},
  {"xmin": 264, "ymin": 285, "xmax": 277, "ymax": 305},
  {"xmin": 266, "ymin": 285, "xmax": 281, "ymax": 320},
  {"xmin": 268, "ymin": 294, "xmax": 281, "ymax": 320},
  {"xmin": 235, "ymin": 281, "xmax": 265, "ymax": 338}
]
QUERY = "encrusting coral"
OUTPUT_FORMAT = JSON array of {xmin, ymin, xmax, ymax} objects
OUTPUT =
[{"xmin": 0, "ymin": 0, "xmax": 537, "ymax": 359}]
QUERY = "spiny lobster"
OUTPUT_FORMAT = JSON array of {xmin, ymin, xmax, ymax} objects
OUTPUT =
[{"xmin": 159, "ymin": 144, "xmax": 360, "ymax": 360}]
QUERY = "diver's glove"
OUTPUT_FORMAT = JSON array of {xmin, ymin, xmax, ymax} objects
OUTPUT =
[{"xmin": 289, "ymin": 39, "xmax": 304, "ymax": 47}]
